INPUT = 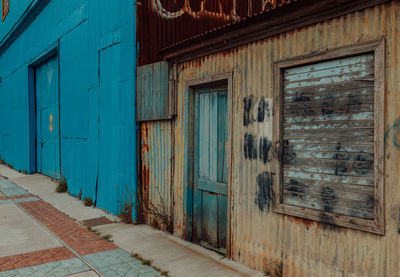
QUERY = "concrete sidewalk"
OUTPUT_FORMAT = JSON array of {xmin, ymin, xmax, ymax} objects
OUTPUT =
[
  {"xmin": 0, "ymin": 165, "xmax": 263, "ymax": 277},
  {"xmin": 0, "ymin": 169, "xmax": 163, "ymax": 276}
]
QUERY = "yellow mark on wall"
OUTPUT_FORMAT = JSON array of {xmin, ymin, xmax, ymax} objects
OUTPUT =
[
  {"xmin": 2, "ymin": 0, "xmax": 9, "ymax": 21},
  {"xmin": 49, "ymin": 114, "xmax": 54, "ymax": 132}
]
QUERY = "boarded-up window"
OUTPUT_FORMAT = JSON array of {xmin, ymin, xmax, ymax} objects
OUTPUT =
[
  {"xmin": 2, "ymin": 0, "xmax": 9, "ymax": 21},
  {"xmin": 273, "ymin": 41, "xmax": 385, "ymax": 234}
]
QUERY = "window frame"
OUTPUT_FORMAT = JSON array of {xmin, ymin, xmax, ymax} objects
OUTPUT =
[
  {"xmin": 2, "ymin": 0, "xmax": 9, "ymax": 21},
  {"xmin": 272, "ymin": 39, "xmax": 385, "ymax": 235}
]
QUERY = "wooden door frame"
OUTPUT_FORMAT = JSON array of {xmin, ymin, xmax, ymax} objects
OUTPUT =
[
  {"xmin": 183, "ymin": 72, "xmax": 233, "ymax": 256},
  {"xmin": 28, "ymin": 43, "xmax": 61, "ymax": 177}
]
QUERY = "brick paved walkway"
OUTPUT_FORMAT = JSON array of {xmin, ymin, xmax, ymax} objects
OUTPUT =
[{"xmin": 0, "ymin": 177, "xmax": 163, "ymax": 277}]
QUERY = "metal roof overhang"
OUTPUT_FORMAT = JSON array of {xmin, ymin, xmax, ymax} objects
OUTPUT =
[{"xmin": 162, "ymin": 0, "xmax": 391, "ymax": 63}]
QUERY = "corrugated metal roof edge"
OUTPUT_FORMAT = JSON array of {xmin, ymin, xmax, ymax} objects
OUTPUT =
[
  {"xmin": 162, "ymin": 0, "xmax": 391, "ymax": 62},
  {"xmin": 162, "ymin": 0, "xmax": 298, "ymax": 51}
]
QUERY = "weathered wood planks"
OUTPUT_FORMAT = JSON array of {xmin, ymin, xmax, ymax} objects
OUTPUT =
[{"xmin": 282, "ymin": 53, "xmax": 375, "ymax": 219}]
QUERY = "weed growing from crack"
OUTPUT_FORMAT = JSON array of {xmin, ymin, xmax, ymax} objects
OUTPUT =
[
  {"xmin": 130, "ymin": 252, "xmax": 170, "ymax": 276},
  {"xmin": 55, "ymin": 176, "xmax": 68, "ymax": 193},
  {"xmin": 88, "ymin": 227, "xmax": 101, "ymax": 235},
  {"xmin": 131, "ymin": 252, "xmax": 139, "ymax": 258},
  {"xmin": 83, "ymin": 197, "xmax": 93, "ymax": 206},
  {"xmin": 131, "ymin": 252, "xmax": 151, "ymax": 264},
  {"xmin": 101, "ymin": 234, "xmax": 113, "ymax": 241},
  {"xmin": 142, "ymin": 188, "xmax": 174, "ymax": 233},
  {"xmin": 87, "ymin": 227, "xmax": 113, "ymax": 242},
  {"xmin": 263, "ymin": 259, "xmax": 283, "ymax": 277},
  {"xmin": 119, "ymin": 201, "xmax": 133, "ymax": 224},
  {"xmin": 142, "ymin": 258, "xmax": 152, "ymax": 266}
]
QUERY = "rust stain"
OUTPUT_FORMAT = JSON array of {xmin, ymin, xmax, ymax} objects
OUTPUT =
[
  {"xmin": 143, "ymin": 123, "xmax": 149, "ymax": 138},
  {"xmin": 140, "ymin": 123, "xmax": 150, "ymax": 153},
  {"xmin": 138, "ymin": 0, "xmax": 292, "ymax": 65},
  {"xmin": 150, "ymin": 0, "xmax": 240, "ymax": 21},
  {"xmin": 142, "ymin": 143, "xmax": 149, "ymax": 152},
  {"xmin": 286, "ymin": 215, "xmax": 316, "ymax": 228},
  {"xmin": 156, "ymin": 2, "xmax": 400, "ymax": 275},
  {"xmin": 141, "ymin": 165, "xmax": 150, "ymax": 220},
  {"xmin": 316, "ymin": 221, "xmax": 340, "ymax": 232}
]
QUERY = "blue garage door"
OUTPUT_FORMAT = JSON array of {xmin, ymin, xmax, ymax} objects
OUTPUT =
[{"xmin": 35, "ymin": 56, "xmax": 60, "ymax": 178}]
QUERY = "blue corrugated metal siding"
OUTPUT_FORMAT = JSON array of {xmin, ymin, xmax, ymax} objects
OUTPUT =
[{"xmin": 0, "ymin": 0, "xmax": 137, "ymax": 219}]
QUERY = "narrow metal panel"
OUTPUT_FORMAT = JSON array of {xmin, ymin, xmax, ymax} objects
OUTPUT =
[
  {"xmin": 96, "ymin": 43, "xmax": 137, "ymax": 216},
  {"xmin": 137, "ymin": 61, "xmax": 170, "ymax": 121},
  {"xmin": 140, "ymin": 120, "xmax": 173, "ymax": 230},
  {"xmin": 35, "ymin": 55, "xmax": 60, "ymax": 179}
]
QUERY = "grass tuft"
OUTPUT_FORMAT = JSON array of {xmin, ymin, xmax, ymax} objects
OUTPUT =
[
  {"xmin": 142, "ymin": 258, "xmax": 152, "ymax": 266},
  {"xmin": 130, "ymin": 251, "xmax": 170, "ymax": 275},
  {"xmin": 101, "ymin": 234, "xmax": 112, "ymax": 241},
  {"xmin": 263, "ymin": 259, "xmax": 283, "ymax": 277},
  {"xmin": 89, "ymin": 228, "xmax": 101, "ymax": 235},
  {"xmin": 83, "ymin": 197, "xmax": 93, "ymax": 206},
  {"xmin": 55, "ymin": 176, "xmax": 68, "ymax": 193},
  {"xmin": 119, "ymin": 201, "xmax": 133, "ymax": 224}
]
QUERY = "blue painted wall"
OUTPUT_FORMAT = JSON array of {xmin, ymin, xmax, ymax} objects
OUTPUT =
[
  {"xmin": 0, "ymin": 0, "xmax": 33, "ymax": 42},
  {"xmin": 0, "ymin": 0, "xmax": 137, "ymax": 219}
]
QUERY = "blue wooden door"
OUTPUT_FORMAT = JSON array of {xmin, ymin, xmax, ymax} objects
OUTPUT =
[
  {"xmin": 35, "ymin": 56, "xmax": 60, "ymax": 178},
  {"xmin": 195, "ymin": 88, "xmax": 228, "ymax": 252}
]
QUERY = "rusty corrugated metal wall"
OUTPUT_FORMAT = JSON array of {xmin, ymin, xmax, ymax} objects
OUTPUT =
[
  {"xmin": 137, "ymin": 0, "xmax": 294, "ymax": 232},
  {"xmin": 137, "ymin": 0, "xmax": 291, "ymax": 65},
  {"xmin": 172, "ymin": 1, "xmax": 400, "ymax": 276},
  {"xmin": 140, "ymin": 120, "xmax": 174, "ymax": 230}
]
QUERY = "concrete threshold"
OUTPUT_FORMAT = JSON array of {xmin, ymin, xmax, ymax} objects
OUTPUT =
[{"xmin": 0, "ymin": 165, "xmax": 263, "ymax": 277}]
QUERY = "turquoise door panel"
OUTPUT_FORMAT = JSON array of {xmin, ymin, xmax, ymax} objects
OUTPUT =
[
  {"xmin": 195, "ymin": 89, "xmax": 228, "ymax": 251},
  {"xmin": 35, "ymin": 56, "xmax": 60, "ymax": 178}
]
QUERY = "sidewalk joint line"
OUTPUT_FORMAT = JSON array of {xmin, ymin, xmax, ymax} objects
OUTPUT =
[{"xmin": 9, "ymin": 197, "xmax": 103, "ymax": 277}]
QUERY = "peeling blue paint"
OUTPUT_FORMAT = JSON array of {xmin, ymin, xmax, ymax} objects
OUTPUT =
[
  {"xmin": 0, "ymin": 0, "xmax": 137, "ymax": 220},
  {"xmin": 385, "ymin": 118, "xmax": 400, "ymax": 149}
]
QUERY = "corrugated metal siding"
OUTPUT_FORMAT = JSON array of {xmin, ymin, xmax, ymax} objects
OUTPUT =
[
  {"xmin": 140, "ymin": 120, "xmax": 173, "ymax": 229},
  {"xmin": 0, "ymin": 0, "xmax": 137, "ymax": 218},
  {"xmin": 137, "ymin": 0, "xmax": 293, "ymax": 65},
  {"xmin": 172, "ymin": 1, "xmax": 400, "ymax": 275}
]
